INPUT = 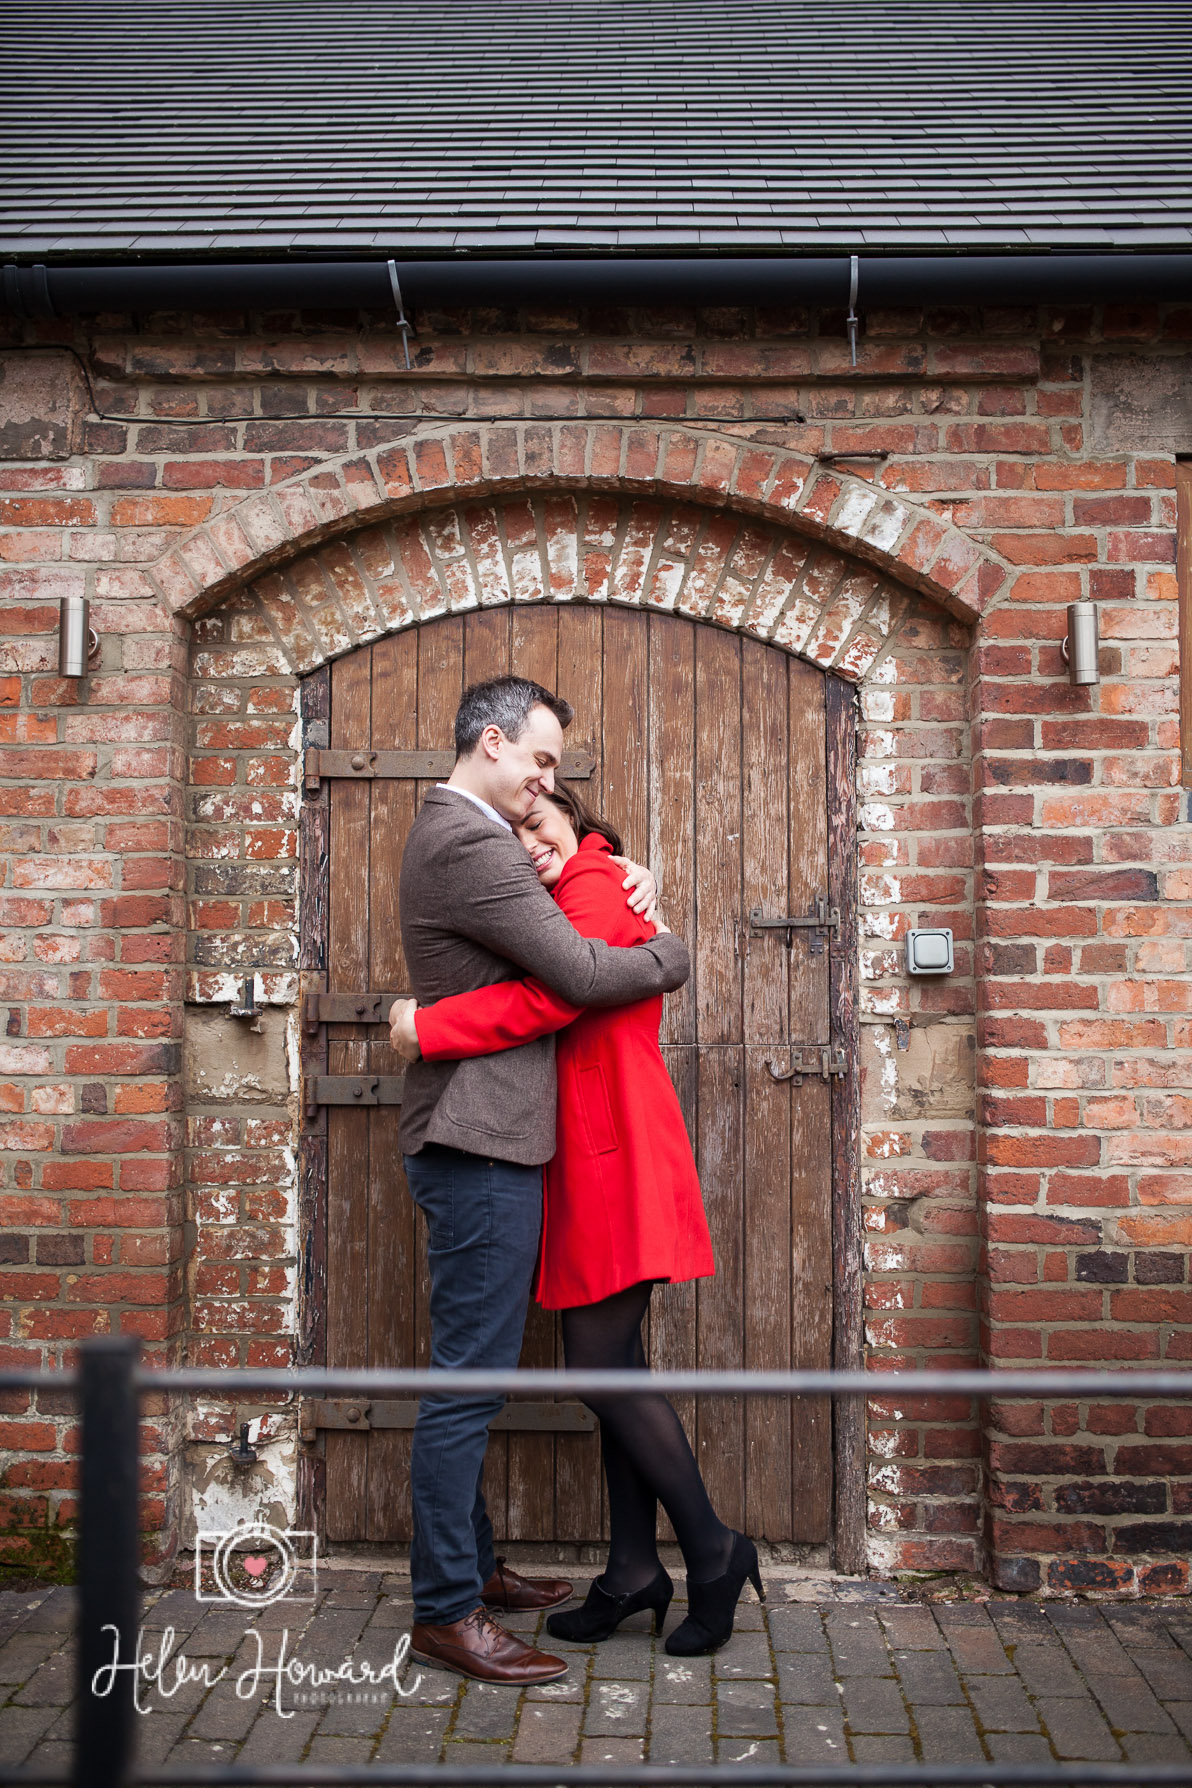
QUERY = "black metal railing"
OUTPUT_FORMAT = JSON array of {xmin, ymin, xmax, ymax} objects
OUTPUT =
[{"xmin": 4, "ymin": 1341, "xmax": 1192, "ymax": 1788}]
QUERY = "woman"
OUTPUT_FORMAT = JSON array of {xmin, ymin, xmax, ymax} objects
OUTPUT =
[{"xmin": 391, "ymin": 783, "xmax": 763, "ymax": 1656}]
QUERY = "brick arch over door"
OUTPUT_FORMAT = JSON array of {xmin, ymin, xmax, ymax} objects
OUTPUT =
[
  {"xmin": 209, "ymin": 492, "xmax": 927, "ymax": 687},
  {"xmin": 154, "ymin": 420, "xmax": 1009, "ymax": 629}
]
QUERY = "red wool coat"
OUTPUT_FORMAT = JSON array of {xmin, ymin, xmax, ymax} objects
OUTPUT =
[{"xmin": 414, "ymin": 832, "xmax": 715, "ymax": 1309}]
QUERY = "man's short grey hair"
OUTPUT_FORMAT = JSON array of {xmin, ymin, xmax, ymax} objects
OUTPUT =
[{"xmin": 454, "ymin": 676, "xmax": 574, "ymax": 759}]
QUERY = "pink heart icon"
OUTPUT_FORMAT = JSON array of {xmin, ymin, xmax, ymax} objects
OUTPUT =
[{"xmin": 243, "ymin": 1555, "xmax": 268, "ymax": 1579}]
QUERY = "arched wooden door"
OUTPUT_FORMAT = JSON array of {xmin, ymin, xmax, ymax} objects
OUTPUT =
[{"xmin": 298, "ymin": 603, "xmax": 854, "ymax": 1548}]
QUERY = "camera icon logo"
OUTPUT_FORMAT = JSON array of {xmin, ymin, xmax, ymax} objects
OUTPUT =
[{"xmin": 194, "ymin": 1520, "xmax": 318, "ymax": 1608}]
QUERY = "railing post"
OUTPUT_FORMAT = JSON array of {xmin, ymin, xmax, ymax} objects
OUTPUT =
[{"xmin": 73, "ymin": 1335, "xmax": 140, "ymax": 1788}]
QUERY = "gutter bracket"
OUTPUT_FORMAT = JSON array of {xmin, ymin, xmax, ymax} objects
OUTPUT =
[
  {"xmin": 2, "ymin": 263, "xmax": 55, "ymax": 320},
  {"xmin": 387, "ymin": 260, "xmax": 414, "ymax": 370},
  {"xmin": 846, "ymin": 255, "xmax": 859, "ymax": 367}
]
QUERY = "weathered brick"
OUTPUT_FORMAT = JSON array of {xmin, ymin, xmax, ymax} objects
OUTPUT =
[{"xmin": 0, "ymin": 302, "xmax": 1186, "ymax": 1589}]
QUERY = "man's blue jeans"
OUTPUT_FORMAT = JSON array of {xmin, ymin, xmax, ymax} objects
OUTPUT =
[{"xmin": 402, "ymin": 1142, "xmax": 543, "ymax": 1626}]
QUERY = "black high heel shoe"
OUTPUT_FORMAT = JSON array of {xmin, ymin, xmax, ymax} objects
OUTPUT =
[
  {"xmin": 545, "ymin": 1565, "xmax": 673, "ymax": 1642},
  {"xmin": 664, "ymin": 1531, "xmax": 764, "ymax": 1655}
]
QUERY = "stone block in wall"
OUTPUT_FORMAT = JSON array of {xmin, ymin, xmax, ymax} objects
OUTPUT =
[
  {"xmin": 186, "ymin": 1433, "xmax": 298, "ymax": 1547},
  {"xmin": 0, "ymin": 349, "xmax": 85, "ymax": 460},
  {"xmin": 184, "ymin": 1006, "xmax": 291, "ymax": 1105},
  {"xmin": 1090, "ymin": 352, "xmax": 1192, "ymax": 452},
  {"xmin": 861, "ymin": 1021, "xmax": 976, "ymax": 1125}
]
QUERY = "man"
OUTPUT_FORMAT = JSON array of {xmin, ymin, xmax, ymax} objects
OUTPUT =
[{"xmin": 394, "ymin": 675, "xmax": 689, "ymax": 1685}]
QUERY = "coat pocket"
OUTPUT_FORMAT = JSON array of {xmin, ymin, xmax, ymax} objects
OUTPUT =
[
  {"xmin": 577, "ymin": 1063, "xmax": 619, "ymax": 1155},
  {"xmin": 440, "ymin": 1045, "xmax": 551, "ymax": 1139}
]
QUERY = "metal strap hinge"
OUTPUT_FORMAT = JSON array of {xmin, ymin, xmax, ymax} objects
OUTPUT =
[
  {"xmin": 298, "ymin": 1399, "xmax": 595, "ymax": 1444},
  {"xmin": 304, "ymin": 1075, "xmax": 405, "ymax": 1120},
  {"xmin": 304, "ymin": 748, "xmax": 596, "ymax": 793},
  {"xmin": 764, "ymin": 1047, "xmax": 848, "ymax": 1086},
  {"xmin": 303, "ymin": 991, "xmax": 407, "ymax": 1033}
]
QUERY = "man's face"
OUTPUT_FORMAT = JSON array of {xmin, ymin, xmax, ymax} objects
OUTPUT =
[{"xmin": 486, "ymin": 704, "xmax": 564, "ymax": 823}]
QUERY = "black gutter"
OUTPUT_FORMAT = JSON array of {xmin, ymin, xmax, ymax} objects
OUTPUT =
[{"xmin": 4, "ymin": 254, "xmax": 1192, "ymax": 318}]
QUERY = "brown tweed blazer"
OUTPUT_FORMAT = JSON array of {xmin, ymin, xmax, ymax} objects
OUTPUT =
[{"xmin": 398, "ymin": 786, "xmax": 690, "ymax": 1164}]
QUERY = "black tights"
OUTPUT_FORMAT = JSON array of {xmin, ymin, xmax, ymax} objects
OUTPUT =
[{"xmin": 561, "ymin": 1281, "xmax": 732, "ymax": 1593}]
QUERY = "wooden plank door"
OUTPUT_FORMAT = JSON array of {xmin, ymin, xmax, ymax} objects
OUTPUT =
[{"xmin": 306, "ymin": 606, "xmax": 840, "ymax": 1545}]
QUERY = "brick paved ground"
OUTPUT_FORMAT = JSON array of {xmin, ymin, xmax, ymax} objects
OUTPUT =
[{"xmin": 4, "ymin": 1568, "xmax": 1192, "ymax": 1775}]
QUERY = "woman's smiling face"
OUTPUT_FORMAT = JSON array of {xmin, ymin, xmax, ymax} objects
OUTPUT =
[{"xmin": 515, "ymin": 794, "xmax": 580, "ymax": 888}]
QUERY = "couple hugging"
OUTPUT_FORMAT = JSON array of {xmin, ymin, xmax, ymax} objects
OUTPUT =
[{"xmin": 388, "ymin": 674, "xmax": 764, "ymax": 1685}]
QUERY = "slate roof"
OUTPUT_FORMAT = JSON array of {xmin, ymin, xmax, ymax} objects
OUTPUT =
[{"xmin": 3, "ymin": 0, "xmax": 1191, "ymax": 260}]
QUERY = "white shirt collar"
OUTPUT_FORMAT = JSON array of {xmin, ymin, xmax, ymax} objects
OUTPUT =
[{"xmin": 437, "ymin": 783, "xmax": 513, "ymax": 833}]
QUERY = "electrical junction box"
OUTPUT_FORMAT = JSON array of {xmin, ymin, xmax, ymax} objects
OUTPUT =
[{"xmin": 906, "ymin": 928, "xmax": 954, "ymax": 975}]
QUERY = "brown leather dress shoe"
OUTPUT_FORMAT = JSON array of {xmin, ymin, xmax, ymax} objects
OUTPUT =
[
  {"xmin": 481, "ymin": 1554, "xmax": 573, "ymax": 1611},
  {"xmin": 410, "ymin": 1606, "xmax": 567, "ymax": 1684}
]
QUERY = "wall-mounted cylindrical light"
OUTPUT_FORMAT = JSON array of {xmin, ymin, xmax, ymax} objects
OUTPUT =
[
  {"xmin": 58, "ymin": 595, "xmax": 98, "ymax": 678},
  {"xmin": 1062, "ymin": 601, "xmax": 1100, "ymax": 686}
]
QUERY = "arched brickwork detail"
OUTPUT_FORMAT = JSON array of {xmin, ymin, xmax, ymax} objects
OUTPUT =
[
  {"xmin": 152, "ymin": 421, "xmax": 1008, "ymax": 627},
  {"xmin": 202, "ymin": 493, "xmax": 914, "ymax": 687}
]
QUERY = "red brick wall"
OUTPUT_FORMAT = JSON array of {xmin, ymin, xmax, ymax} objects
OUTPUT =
[{"xmin": 0, "ymin": 297, "xmax": 1187, "ymax": 1591}]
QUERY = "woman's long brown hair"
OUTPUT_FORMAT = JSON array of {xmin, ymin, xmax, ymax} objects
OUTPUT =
[{"xmin": 542, "ymin": 781, "xmax": 624, "ymax": 858}]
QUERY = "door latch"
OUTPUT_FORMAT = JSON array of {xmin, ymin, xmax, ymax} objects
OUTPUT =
[
  {"xmin": 748, "ymin": 895, "xmax": 840, "ymax": 956},
  {"xmin": 764, "ymin": 1047, "xmax": 847, "ymax": 1086}
]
